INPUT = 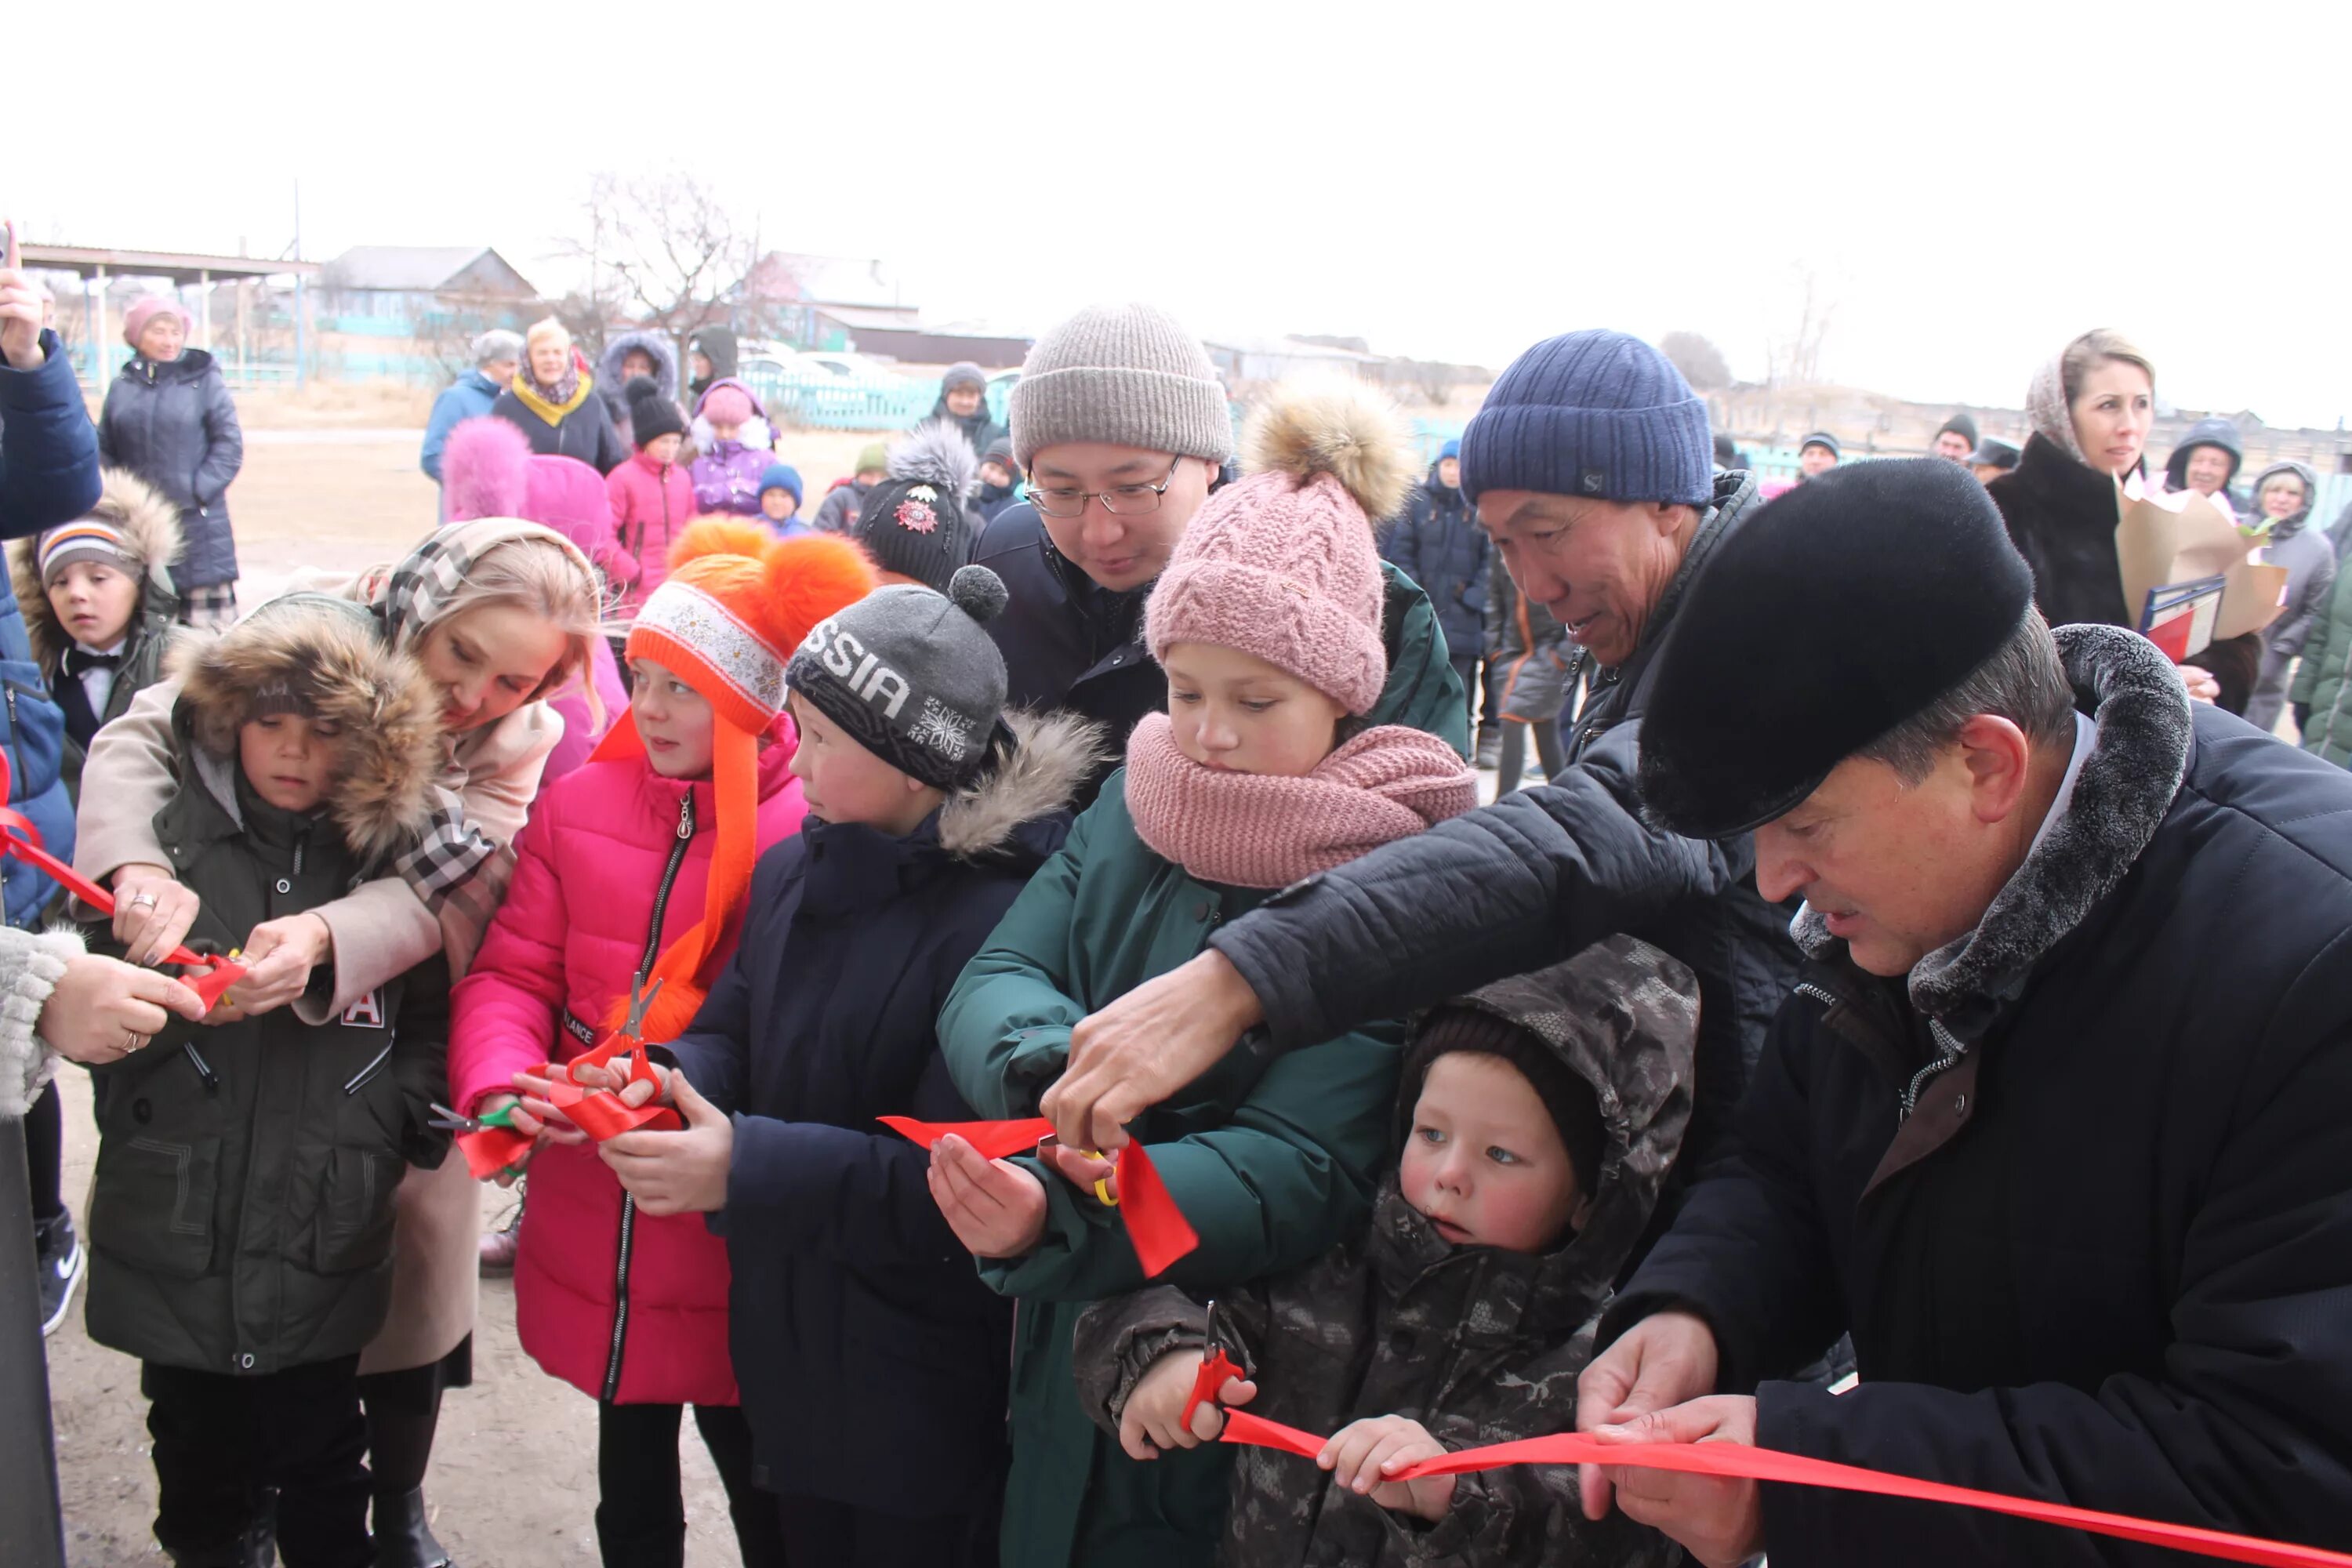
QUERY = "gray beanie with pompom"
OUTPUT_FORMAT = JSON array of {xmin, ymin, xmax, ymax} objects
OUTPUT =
[{"xmin": 786, "ymin": 564, "xmax": 1013, "ymax": 789}]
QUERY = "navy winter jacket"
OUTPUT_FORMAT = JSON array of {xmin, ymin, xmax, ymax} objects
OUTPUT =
[
  {"xmin": 1381, "ymin": 466, "xmax": 1490, "ymax": 664},
  {"xmin": 98, "ymin": 348, "xmax": 244, "ymax": 589},
  {"xmin": 0, "ymin": 328, "xmax": 88, "ymax": 919}
]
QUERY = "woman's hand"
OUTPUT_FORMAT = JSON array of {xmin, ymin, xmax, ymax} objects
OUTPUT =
[
  {"xmin": 218, "ymin": 913, "xmax": 332, "ymax": 1018},
  {"xmin": 926, "ymin": 1134, "xmax": 1048, "ymax": 1258},
  {"xmin": 1116, "ymin": 1348, "xmax": 1258, "ymax": 1461},
  {"xmin": 111, "ymin": 863, "xmax": 201, "ymax": 967},
  {"xmin": 2180, "ymin": 662, "xmax": 2221, "ymax": 705},
  {"xmin": 1320, "ymin": 1415, "xmax": 1456, "ymax": 1520},
  {"xmin": 38, "ymin": 953, "xmax": 208, "ymax": 1064},
  {"xmin": 508, "ymin": 1068, "xmax": 590, "ymax": 1149}
]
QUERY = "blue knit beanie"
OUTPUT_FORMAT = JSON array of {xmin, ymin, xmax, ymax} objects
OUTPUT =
[
  {"xmin": 759, "ymin": 463, "xmax": 804, "ymax": 506},
  {"xmin": 1439, "ymin": 438, "xmax": 1461, "ymax": 460},
  {"xmin": 1459, "ymin": 330, "xmax": 1713, "ymax": 507}
]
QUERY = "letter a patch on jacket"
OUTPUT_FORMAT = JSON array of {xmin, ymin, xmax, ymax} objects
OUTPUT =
[{"xmin": 340, "ymin": 989, "xmax": 387, "ymax": 1029}]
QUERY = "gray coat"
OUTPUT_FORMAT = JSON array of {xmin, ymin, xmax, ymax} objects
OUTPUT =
[
  {"xmin": 1075, "ymin": 938, "xmax": 1697, "ymax": 1568},
  {"xmin": 96, "ymin": 349, "xmax": 243, "ymax": 589},
  {"xmin": 2243, "ymin": 460, "xmax": 2337, "ymax": 732}
]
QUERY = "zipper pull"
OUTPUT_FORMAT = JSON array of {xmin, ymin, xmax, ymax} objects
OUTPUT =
[{"xmin": 677, "ymin": 794, "xmax": 693, "ymax": 840}]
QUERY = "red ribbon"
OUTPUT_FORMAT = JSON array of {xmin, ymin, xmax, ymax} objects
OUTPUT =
[
  {"xmin": 0, "ymin": 755, "xmax": 245, "ymax": 1007},
  {"xmin": 1212, "ymin": 1408, "xmax": 2352, "ymax": 1567},
  {"xmin": 453, "ymin": 1023, "xmax": 684, "ymax": 1183},
  {"xmin": 880, "ymin": 1116, "xmax": 1200, "ymax": 1277}
]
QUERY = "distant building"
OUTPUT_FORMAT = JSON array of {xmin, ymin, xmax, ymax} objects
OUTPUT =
[
  {"xmin": 739, "ymin": 252, "xmax": 1029, "ymax": 367},
  {"xmin": 316, "ymin": 246, "xmax": 542, "ymax": 381},
  {"xmin": 1203, "ymin": 335, "xmax": 1389, "ymax": 383}
]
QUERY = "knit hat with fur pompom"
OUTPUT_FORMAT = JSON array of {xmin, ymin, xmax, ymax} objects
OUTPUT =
[
  {"xmin": 1145, "ymin": 379, "xmax": 1416, "ymax": 715},
  {"xmin": 592, "ymin": 520, "xmax": 877, "ymax": 1040}
]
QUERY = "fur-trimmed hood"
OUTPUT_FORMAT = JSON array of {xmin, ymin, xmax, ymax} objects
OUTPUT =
[
  {"xmin": 1793, "ymin": 623, "xmax": 2191, "ymax": 1037},
  {"xmin": 10, "ymin": 466, "xmax": 183, "ymax": 670},
  {"xmin": 169, "ymin": 594, "xmax": 448, "ymax": 865},
  {"xmin": 937, "ymin": 708, "xmax": 1105, "ymax": 861},
  {"xmin": 2248, "ymin": 459, "xmax": 2320, "ymax": 539},
  {"xmin": 597, "ymin": 330, "xmax": 679, "ymax": 408}
]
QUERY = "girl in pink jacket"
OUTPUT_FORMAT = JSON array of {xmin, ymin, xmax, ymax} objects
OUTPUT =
[
  {"xmin": 449, "ymin": 521, "xmax": 876, "ymax": 1566},
  {"xmin": 604, "ymin": 378, "xmax": 696, "ymax": 626}
]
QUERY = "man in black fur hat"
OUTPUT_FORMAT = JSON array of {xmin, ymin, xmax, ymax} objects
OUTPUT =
[{"xmin": 1573, "ymin": 458, "xmax": 2352, "ymax": 1567}]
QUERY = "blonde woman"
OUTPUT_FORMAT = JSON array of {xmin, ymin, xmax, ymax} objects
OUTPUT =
[
  {"xmin": 491, "ymin": 317, "xmax": 627, "ymax": 475},
  {"xmin": 71, "ymin": 517, "xmax": 604, "ymax": 1568}
]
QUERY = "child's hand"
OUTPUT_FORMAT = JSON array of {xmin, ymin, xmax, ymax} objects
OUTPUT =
[
  {"xmin": 1040, "ymin": 1140, "xmax": 1116, "ymax": 1202},
  {"xmin": 221, "ymin": 913, "xmax": 332, "ymax": 1017},
  {"xmin": 1116, "ymin": 1348, "xmax": 1258, "ymax": 1461},
  {"xmin": 566, "ymin": 1057, "xmax": 673, "ymax": 1107},
  {"xmin": 926, "ymin": 1134, "xmax": 1048, "ymax": 1258},
  {"xmin": 1319, "ymin": 1415, "xmax": 1456, "ymax": 1521},
  {"xmin": 600, "ymin": 1071, "xmax": 731, "ymax": 1215},
  {"xmin": 509, "ymin": 1067, "xmax": 590, "ymax": 1148}
]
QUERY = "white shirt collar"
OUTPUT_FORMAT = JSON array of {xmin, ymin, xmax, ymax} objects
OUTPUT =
[{"xmin": 2027, "ymin": 710, "xmax": 2098, "ymax": 860}]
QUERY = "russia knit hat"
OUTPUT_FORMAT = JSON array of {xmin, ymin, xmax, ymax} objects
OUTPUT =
[
  {"xmin": 942, "ymin": 361, "xmax": 988, "ymax": 394},
  {"xmin": 1799, "ymin": 431, "xmax": 1842, "ymax": 461},
  {"xmin": 625, "ymin": 376, "xmax": 687, "ymax": 445},
  {"xmin": 853, "ymin": 442, "xmax": 890, "ymax": 477},
  {"xmin": 594, "ymin": 521, "xmax": 877, "ymax": 1041},
  {"xmin": 854, "ymin": 422, "xmax": 982, "ymax": 593},
  {"xmin": 1637, "ymin": 457, "xmax": 2036, "ymax": 840},
  {"xmin": 1457, "ymin": 329, "xmax": 1713, "ymax": 507},
  {"xmin": 759, "ymin": 463, "xmax": 804, "ymax": 506},
  {"xmin": 1145, "ymin": 379, "xmax": 1417, "ymax": 717},
  {"xmin": 788, "ymin": 565, "xmax": 1013, "ymax": 789},
  {"xmin": 121, "ymin": 295, "xmax": 192, "ymax": 350},
  {"xmin": 1008, "ymin": 303, "xmax": 1232, "ymax": 470},
  {"xmin": 1402, "ymin": 1006, "xmax": 1604, "ymax": 1200},
  {"xmin": 1936, "ymin": 411, "xmax": 1980, "ymax": 448}
]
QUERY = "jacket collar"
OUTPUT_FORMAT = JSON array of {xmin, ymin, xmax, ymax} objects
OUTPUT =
[
  {"xmin": 1793, "ymin": 624, "xmax": 2191, "ymax": 1033},
  {"xmin": 1623, "ymin": 469, "xmax": 1758, "ymax": 674}
]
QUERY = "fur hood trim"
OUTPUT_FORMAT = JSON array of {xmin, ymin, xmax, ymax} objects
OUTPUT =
[
  {"xmin": 2248, "ymin": 459, "xmax": 2320, "ymax": 536},
  {"xmin": 598, "ymin": 331, "xmax": 679, "ymax": 405},
  {"xmin": 1793, "ymin": 623, "xmax": 2190, "ymax": 1033},
  {"xmin": 938, "ymin": 709, "xmax": 1105, "ymax": 860},
  {"xmin": 12, "ymin": 467, "xmax": 183, "ymax": 668},
  {"xmin": 169, "ymin": 595, "xmax": 448, "ymax": 864},
  {"xmin": 891, "ymin": 419, "xmax": 981, "ymax": 499}
]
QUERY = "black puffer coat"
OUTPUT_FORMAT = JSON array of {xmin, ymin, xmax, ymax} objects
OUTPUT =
[
  {"xmin": 1988, "ymin": 431, "xmax": 2258, "ymax": 713},
  {"xmin": 1607, "ymin": 626, "xmax": 2352, "ymax": 1566},
  {"xmin": 1207, "ymin": 471, "xmax": 1800, "ymax": 1212},
  {"xmin": 1075, "ymin": 938, "xmax": 1697, "ymax": 1568},
  {"xmin": 96, "ymin": 348, "xmax": 243, "ymax": 589},
  {"xmin": 1381, "ymin": 464, "xmax": 1490, "ymax": 666}
]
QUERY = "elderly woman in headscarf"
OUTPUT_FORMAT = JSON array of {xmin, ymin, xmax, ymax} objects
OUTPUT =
[
  {"xmin": 97, "ymin": 296, "xmax": 245, "ymax": 628},
  {"xmin": 1984, "ymin": 328, "xmax": 2258, "ymax": 713},
  {"xmin": 491, "ymin": 317, "xmax": 626, "ymax": 475}
]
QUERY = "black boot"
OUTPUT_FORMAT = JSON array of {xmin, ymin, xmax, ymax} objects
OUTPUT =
[{"xmin": 372, "ymin": 1488, "xmax": 455, "ymax": 1568}]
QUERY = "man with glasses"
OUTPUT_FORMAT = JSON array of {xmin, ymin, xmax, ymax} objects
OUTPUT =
[{"xmin": 978, "ymin": 302, "xmax": 1468, "ymax": 802}]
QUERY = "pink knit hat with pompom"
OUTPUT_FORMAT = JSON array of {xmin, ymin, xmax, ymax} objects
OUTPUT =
[
  {"xmin": 1145, "ymin": 380, "xmax": 1419, "ymax": 715},
  {"xmin": 702, "ymin": 384, "xmax": 754, "ymax": 426}
]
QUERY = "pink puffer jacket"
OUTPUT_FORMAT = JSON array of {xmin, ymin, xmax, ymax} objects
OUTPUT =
[
  {"xmin": 449, "ymin": 720, "xmax": 806, "ymax": 1406},
  {"xmin": 604, "ymin": 448, "xmax": 695, "ymax": 620}
]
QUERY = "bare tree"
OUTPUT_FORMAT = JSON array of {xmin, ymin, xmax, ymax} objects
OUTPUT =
[
  {"xmin": 1766, "ymin": 265, "xmax": 1840, "ymax": 388},
  {"xmin": 1660, "ymin": 332, "xmax": 1733, "ymax": 391},
  {"xmin": 564, "ymin": 169, "xmax": 765, "ymax": 369}
]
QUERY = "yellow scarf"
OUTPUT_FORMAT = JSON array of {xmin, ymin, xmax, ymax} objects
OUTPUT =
[{"xmin": 510, "ymin": 368, "xmax": 593, "ymax": 425}]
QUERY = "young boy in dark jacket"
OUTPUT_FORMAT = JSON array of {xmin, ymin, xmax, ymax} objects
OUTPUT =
[
  {"xmin": 594, "ymin": 565, "xmax": 1102, "ymax": 1568},
  {"xmin": 1074, "ymin": 937, "xmax": 1697, "ymax": 1568},
  {"xmin": 78, "ymin": 593, "xmax": 453, "ymax": 1568},
  {"xmin": 11, "ymin": 466, "xmax": 183, "ymax": 794}
]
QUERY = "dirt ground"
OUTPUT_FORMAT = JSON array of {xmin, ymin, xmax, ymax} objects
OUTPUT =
[{"xmin": 42, "ymin": 409, "xmax": 895, "ymax": 1568}]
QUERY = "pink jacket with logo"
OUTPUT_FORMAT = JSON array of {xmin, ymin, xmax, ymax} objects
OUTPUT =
[
  {"xmin": 604, "ymin": 449, "xmax": 695, "ymax": 620},
  {"xmin": 449, "ymin": 720, "xmax": 806, "ymax": 1406}
]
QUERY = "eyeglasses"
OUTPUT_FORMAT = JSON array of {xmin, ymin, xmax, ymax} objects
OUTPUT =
[{"xmin": 1028, "ymin": 455, "xmax": 1186, "ymax": 519}]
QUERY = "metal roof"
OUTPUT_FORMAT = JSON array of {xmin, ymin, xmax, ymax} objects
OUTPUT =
[
  {"xmin": 321, "ymin": 246, "xmax": 533, "ymax": 292},
  {"xmin": 21, "ymin": 244, "xmax": 320, "ymax": 283}
]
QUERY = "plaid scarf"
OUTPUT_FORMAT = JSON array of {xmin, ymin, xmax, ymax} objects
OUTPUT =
[{"xmin": 373, "ymin": 520, "xmax": 597, "ymax": 919}]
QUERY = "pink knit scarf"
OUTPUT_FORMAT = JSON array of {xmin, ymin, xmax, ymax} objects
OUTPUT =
[{"xmin": 1123, "ymin": 713, "xmax": 1479, "ymax": 890}]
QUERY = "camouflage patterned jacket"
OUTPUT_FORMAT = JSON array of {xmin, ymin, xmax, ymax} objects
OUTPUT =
[{"xmin": 1075, "ymin": 936, "xmax": 1698, "ymax": 1567}]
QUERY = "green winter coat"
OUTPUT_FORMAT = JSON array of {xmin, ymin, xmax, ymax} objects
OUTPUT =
[
  {"xmin": 940, "ymin": 615, "xmax": 1469, "ymax": 1568},
  {"xmin": 2292, "ymin": 534, "xmax": 2352, "ymax": 767},
  {"xmin": 81, "ymin": 598, "xmax": 452, "ymax": 1377}
]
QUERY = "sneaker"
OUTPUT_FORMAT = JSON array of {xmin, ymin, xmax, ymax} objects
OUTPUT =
[{"xmin": 34, "ymin": 1210, "xmax": 85, "ymax": 1337}]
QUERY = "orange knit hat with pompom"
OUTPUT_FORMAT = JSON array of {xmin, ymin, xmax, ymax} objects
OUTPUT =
[{"xmin": 592, "ymin": 518, "xmax": 877, "ymax": 1040}]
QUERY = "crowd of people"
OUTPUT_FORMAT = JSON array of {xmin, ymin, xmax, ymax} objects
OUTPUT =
[{"xmin": 3, "ymin": 236, "xmax": 2350, "ymax": 1568}]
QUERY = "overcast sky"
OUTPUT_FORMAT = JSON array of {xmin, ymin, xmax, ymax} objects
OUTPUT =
[{"xmin": 18, "ymin": 0, "xmax": 2350, "ymax": 427}]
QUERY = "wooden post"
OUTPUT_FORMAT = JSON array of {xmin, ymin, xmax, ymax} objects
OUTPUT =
[
  {"xmin": 92, "ymin": 264, "xmax": 109, "ymax": 390},
  {"xmin": 198, "ymin": 268, "xmax": 212, "ymax": 353}
]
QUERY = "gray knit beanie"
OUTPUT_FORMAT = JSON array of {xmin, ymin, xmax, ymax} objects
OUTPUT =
[
  {"xmin": 786, "ymin": 566, "xmax": 1011, "ymax": 789},
  {"xmin": 1008, "ymin": 303, "xmax": 1233, "ymax": 470}
]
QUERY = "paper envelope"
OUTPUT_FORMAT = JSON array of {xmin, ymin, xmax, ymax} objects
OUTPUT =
[{"xmin": 2116, "ymin": 488, "xmax": 2287, "ymax": 644}]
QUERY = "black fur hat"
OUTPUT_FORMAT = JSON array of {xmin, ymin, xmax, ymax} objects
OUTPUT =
[{"xmin": 1636, "ymin": 457, "xmax": 2035, "ymax": 839}]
